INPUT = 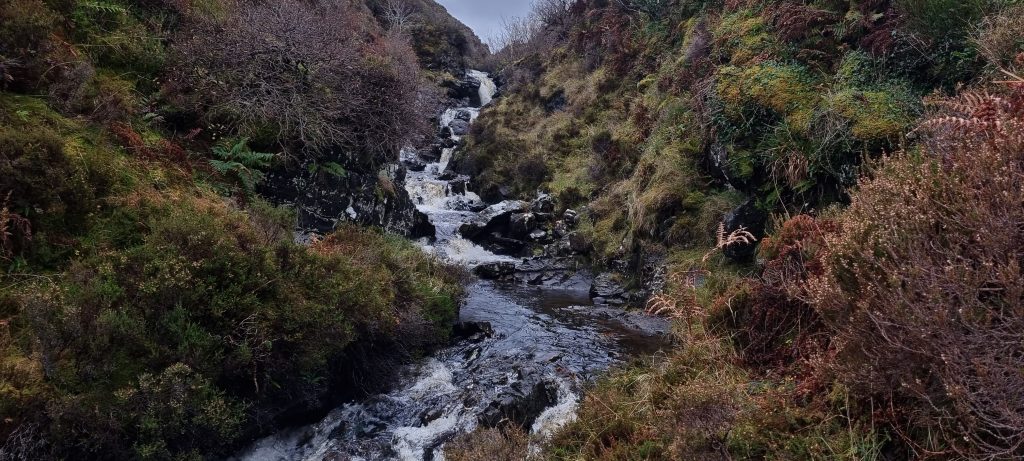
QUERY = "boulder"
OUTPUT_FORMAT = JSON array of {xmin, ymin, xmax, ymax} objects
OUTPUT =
[
  {"xmin": 458, "ymin": 201, "xmax": 528, "ymax": 240},
  {"xmin": 452, "ymin": 321, "xmax": 494, "ymax": 342},
  {"xmin": 563, "ymin": 209, "xmax": 579, "ymax": 227},
  {"xmin": 479, "ymin": 377, "xmax": 558, "ymax": 429},
  {"xmin": 483, "ymin": 234, "xmax": 527, "ymax": 255},
  {"xmin": 509, "ymin": 212, "xmax": 537, "ymax": 239},
  {"xmin": 473, "ymin": 262, "xmax": 516, "ymax": 280},
  {"xmin": 449, "ymin": 119, "xmax": 471, "ymax": 136},
  {"xmin": 531, "ymin": 193, "xmax": 555, "ymax": 214}
]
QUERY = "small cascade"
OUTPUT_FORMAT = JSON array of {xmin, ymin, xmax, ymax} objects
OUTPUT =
[{"xmin": 231, "ymin": 70, "xmax": 668, "ymax": 461}]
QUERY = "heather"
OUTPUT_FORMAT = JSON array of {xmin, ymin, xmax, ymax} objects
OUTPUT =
[
  {"xmin": 0, "ymin": 0, "xmax": 471, "ymax": 458},
  {"xmin": 444, "ymin": 0, "xmax": 1024, "ymax": 459}
]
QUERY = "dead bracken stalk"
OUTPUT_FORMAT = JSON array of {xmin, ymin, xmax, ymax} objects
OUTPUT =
[
  {"xmin": 702, "ymin": 222, "xmax": 757, "ymax": 262},
  {"xmin": 0, "ymin": 192, "xmax": 31, "ymax": 260}
]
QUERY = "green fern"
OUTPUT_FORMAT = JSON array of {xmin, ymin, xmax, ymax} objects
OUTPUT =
[
  {"xmin": 307, "ymin": 161, "xmax": 347, "ymax": 179},
  {"xmin": 78, "ymin": 0, "xmax": 128, "ymax": 15},
  {"xmin": 210, "ymin": 138, "xmax": 275, "ymax": 193}
]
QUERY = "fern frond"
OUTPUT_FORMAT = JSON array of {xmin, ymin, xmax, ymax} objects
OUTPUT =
[{"xmin": 78, "ymin": 1, "xmax": 128, "ymax": 14}]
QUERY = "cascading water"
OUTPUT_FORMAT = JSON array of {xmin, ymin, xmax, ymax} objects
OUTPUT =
[{"xmin": 232, "ymin": 71, "xmax": 668, "ymax": 461}]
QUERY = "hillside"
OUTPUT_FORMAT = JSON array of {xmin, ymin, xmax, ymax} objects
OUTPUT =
[
  {"xmin": 0, "ymin": 0, "xmax": 477, "ymax": 458},
  {"xmin": 444, "ymin": 0, "xmax": 1024, "ymax": 460}
]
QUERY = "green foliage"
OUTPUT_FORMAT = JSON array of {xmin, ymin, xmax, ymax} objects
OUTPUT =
[{"xmin": 209, "ymin": 138, "xmax": 275, "ymax": 194}]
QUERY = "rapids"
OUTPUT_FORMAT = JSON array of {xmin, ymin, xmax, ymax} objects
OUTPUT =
[{"xmin": 232, "ymin": 71, "xmax": 668, "ymax": 461}]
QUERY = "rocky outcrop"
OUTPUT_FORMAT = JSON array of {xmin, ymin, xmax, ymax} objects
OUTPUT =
[
  {"xmin": 262, "ymin": 160, "xmax": 434, "ymax": 239},
  {"xmin": 479, "ymin": 375, "xmax": 559, "ymax": 430},
  {"xmin": 473, "ymin": 262, "xmax": 516, "ymax": 280}
]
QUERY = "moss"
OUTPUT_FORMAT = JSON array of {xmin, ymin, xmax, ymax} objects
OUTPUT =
[
  {"xmin": 717, "ymin": 62, "xmax": 819, "ymax": 134},
  {"xmin": 714, "ymin": 11, "xmax": 780, "ymax": 66},
  {"xmin": 826, "ymin": 88, "xmax": 915, "ymax": 143}
]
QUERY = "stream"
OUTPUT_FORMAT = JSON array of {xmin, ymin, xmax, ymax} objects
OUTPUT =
[{"xmin": 233, "ymin": 71, "xmax": 669, "ymax": 461}]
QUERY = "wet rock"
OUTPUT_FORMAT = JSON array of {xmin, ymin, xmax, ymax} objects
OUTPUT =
[
  {"xmin": 419, "ymin": 144, "xmax": 443, "ymax": 162},
  {"xmin": 479, "ymin": 378, "xmax": 558, "ymax": 429},
  {"xmin": 449, "ymin": 179, "xmax": 467, "ymax": 195},
  {"xmin": 447, "ymin": 196, "xmax": 487, "ymax": 212},
  {"xmin": 403, "ymin": 157, "xmax": 427, "ymax": 172},
  {"xmin": 437, "ymin": 170, "xmax": 459, "ymax": 181},
  {"xmin": 458, "ymin": 201, "xmax": 528, "ymax": 240},
  {"xmin": 563, "ymin": 209, "xmax": 579, "ymax": 227},
  {"xmin": 483, "ymin": 234, "xmax": 527, "ymax": 255},
  {"xmin": 473, "ymin": 262, "xmax": 516, "ymax": 280},
  {"xmin": 454, "ymin": 109, "xmax": 473, "ymax": 121},
  {"xmin": 528, "ymin": 229, "xmax": 548, "ymax": 242},
  {"xmin": 534, "ymin": 212, "xmax": 556, "ymax": 223},
  {"xmin": 722, "ymin": 198, "xmax": 767, "ymax": 261},
  {"xmin": 590, "ymin": 273, "xmax": 627, "ymax": 302},
  {"xmin": 449, "ymin": 119, "xmax": 471, "ymax": 136},
  {"xmin": 531, "ymin": 193, "xmax": 555, "ymax": 214},
  {"xmin": 553, "ymin": 220, "xmax": 569, "ymax": 238},
  {"xmin": 509, "ymin": 213, "xmax": 537, "ymax": 239},
  {"xmin": 261, "ymin": 161, "xmax": 428, "ymax": 238},
  {"xmin": 443, "ymin": 74, "xmax": 483, "ymax": 107},
  {"xmin": 452, "ymin": 321, "xmax": 494, "ymax": 342},
  {"xmin": 419, "ymin": 408, "xmax": 443, "ymax": 425}
]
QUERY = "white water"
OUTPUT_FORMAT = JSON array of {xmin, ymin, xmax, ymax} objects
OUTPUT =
[{"xmin": 232, "ymin": 71, "xmax": 667, "ymax": 461}]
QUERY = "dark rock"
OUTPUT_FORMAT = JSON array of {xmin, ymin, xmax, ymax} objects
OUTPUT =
[
  {"xmin": 553, "ymin": 221, "xmax": 568, "ymax": 238},
  {"xmin": 544, "ymin": 89, "xmax": 567, "ymax": 113},
  {"xmin": 722, "ymin": 198, "xmax": 767, "ymax": 261},
  {"xmin": 438, "ymin": 171, "xmax": 459, "ymax": 181},
  {"xmin": 473, "ymin": 262, "xmax": 516, "ymax": 280},
  {"xmin": 563, "ymin": 209, "xmax": 579, "ymax": 227},
  {"xmin": 452, "ymin": 321, "xmax": 494, "ymax": 342},
  {"xmin": 534, "ymin": 212, "xmax": 555, "ymax": 223},
  {"xmin": 483, "ymin": 234, "xmax": 527, "ymax": 255},
  {"xmin": 531, "ymin": 193, "xmax": 555, "ymax": 213},
  {"xmin": 449, "ymin": 119, "xmax": 471, "ymax": 136},
  {"xmin": 410, "ymin": 211, "xmax": 436, "ymax": 240},
  {"xmin": 590, "ymin": 273, "xmax": 627, "ymax": 300},
  {"xmin": 444, "ymin": 74, "xmax": 483, "ymax": 107},
  {"xmin": 458, "ymin": 201, "xmax": 528, "ymax": 240},
  {"xmin": 420, "ymin": 408, "xmax": 443, "ymax": 425},
  {"xmin": 262, "ymin": 161, "xmax": 427, "ymax": 238},
  {"xmin": 449, "ymin": 179, "xmax": 467, "ymax": 195},
  {"xmin": 509, "ymin": 212, "xmax": 537, "ymax": 239},
  {"xmin": 479, "ymin": 378, "xmax": 558, "ymax": 429},
  {"xmin": 419, "ymin": 144, "xmax": 443, "ymax": 162},
  {"xmin": 403, "ymin": 158, "xmax": 427, "ymax": 172}
]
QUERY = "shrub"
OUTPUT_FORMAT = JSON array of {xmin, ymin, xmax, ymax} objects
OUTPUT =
[
  {"xmin": 171, "ymin": 0, "xmax": 431, "ymax": 165},
  {"xmin": 808, "ymin": 83, "xmax": 1024, "ymax": 458}
]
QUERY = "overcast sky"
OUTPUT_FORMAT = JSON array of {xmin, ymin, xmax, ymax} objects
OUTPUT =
[{"xmin": 435, "ymin": 0, "xmax": 534, "ymax": 46}]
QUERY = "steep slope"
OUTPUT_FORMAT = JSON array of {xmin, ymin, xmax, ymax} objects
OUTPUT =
[
  {"xmin": 444, "ymin": 1, "xmax": 1024, "ymax": 459},
  {"xmin": 0, "ymin": 0, "xmax": 482, "ymax": 458}
]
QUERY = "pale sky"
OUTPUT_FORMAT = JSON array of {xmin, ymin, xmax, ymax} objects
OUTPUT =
[{"xmin": 435, "ymin": 0, "xmax": 534, "ymax": 46}]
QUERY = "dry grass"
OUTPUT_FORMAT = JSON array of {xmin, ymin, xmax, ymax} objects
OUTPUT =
[{"xmin": 445, "ymin": 424, "xmax": 531, "ymax": 461}]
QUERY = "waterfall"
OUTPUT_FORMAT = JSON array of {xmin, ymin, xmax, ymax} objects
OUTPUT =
[{"xmin": 468, "ymin": 70, "xmax": 497, "ymax": 106}]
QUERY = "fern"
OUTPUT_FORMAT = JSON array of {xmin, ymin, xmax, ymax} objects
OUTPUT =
[
  {"xmin": 78, "ymin": 1, "xmax": 128, "ymax": 14},
  {"xmin": 210, "ymin": 138, "xmax": 275, "ymax": 194},
  {"xmin": 306, "ymin": 161, "xmax": 347, "ymax": 178}
]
